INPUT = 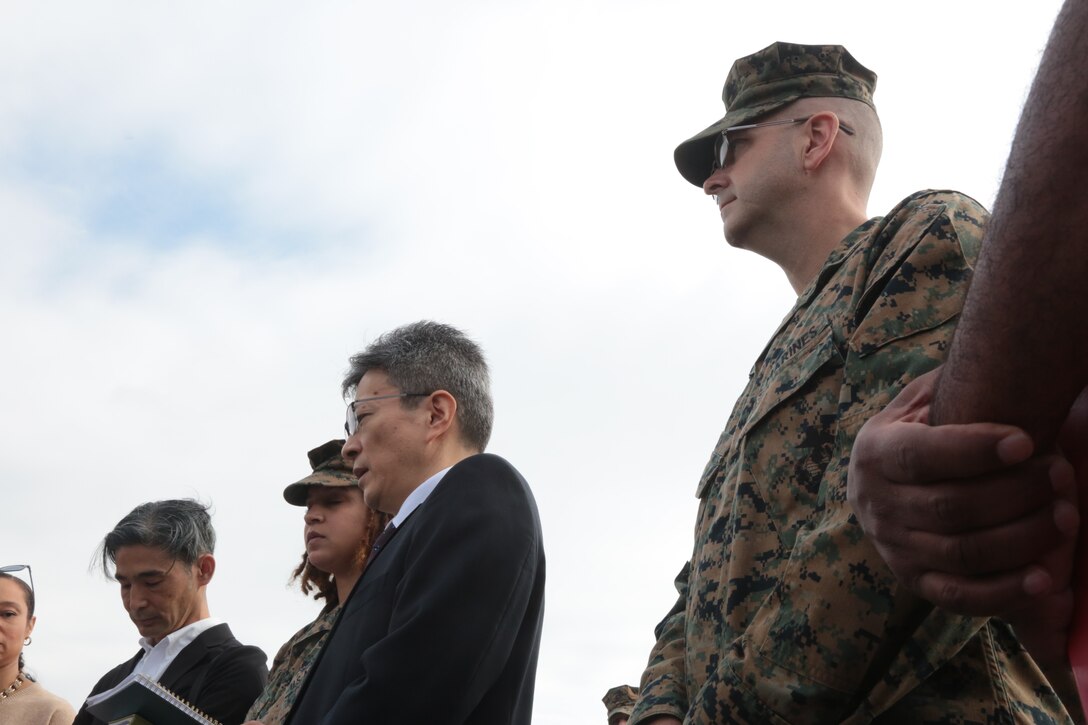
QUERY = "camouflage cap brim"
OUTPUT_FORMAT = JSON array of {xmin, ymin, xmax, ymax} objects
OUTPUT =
[
  {"xmin": 602, "ymin": 684, "xmax": 639, "ymax": 721},
  {"xmin": 283, "ymin": 439, "xmax": 357, "ymax": 506},
  {"xmin": 674, "ymin": 99, "xmax": 792, "ymax": 187}
]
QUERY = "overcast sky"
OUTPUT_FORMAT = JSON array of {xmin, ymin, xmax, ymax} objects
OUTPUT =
[{"xmin": 0, "ymin": 1, "xmax": 1066, "ymax": 722}]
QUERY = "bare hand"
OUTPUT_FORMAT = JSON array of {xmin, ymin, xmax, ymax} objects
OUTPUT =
[{"xmin": 847, "ymin": 368, "xmax": 1078, "ymax": 619}]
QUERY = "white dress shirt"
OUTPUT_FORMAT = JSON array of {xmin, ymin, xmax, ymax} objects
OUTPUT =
[
  {"xmin": 132, "ymin": 617, "xmax": 222, "ymax": 682},
  {"xmin": 391, "ymin": 466, "xmax": 452, "ymax": 528}
]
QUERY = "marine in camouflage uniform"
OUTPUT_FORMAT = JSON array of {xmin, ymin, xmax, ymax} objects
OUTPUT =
[
  {"xmin": 246, "ymin": 440, "xmax": 389, "ymax": 725},
  {"xmin": 630, "ymin": 43, "xmax": 1075, "ymax": 724}
]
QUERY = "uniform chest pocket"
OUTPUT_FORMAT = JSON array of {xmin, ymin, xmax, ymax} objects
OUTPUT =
[
  {"xmin": 737, "ymin": 324, "xmax": 843, "ymax": 441},
  {"xmin": 696, "ymin": 324, "xmax": 843, "ymax": 500}
]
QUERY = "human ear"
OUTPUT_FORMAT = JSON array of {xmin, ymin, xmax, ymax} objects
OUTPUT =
[
  {"xmin": 425, "ymin": 391, "xmax": 458, "ymax": 441},
  {"xmin": 195, "ymin": 554, "xmax": 216, "ymax": 585},
  {"xmin": 801, "ymin": 112, "xmax": 841, "ymax": 172}
]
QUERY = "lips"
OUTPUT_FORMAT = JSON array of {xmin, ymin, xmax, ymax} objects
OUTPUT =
[{"xmin": 306, "ymin": 531, "xmax": 324, "ymax": 543}]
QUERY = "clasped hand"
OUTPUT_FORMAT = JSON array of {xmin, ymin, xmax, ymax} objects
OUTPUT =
[{"xmin": 847, "ymin": 368, "xmax": 1088, "ymax": 666}]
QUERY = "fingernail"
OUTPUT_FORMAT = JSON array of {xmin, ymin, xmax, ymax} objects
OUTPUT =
[
  {"xmin": 1023, "ymin": 567, "xmax": 1052, "ymax": 596},
  {"xmin": 1054, "ymin": 500, "xmax": 1080, "ymax": 537},
  {"xmin": 996, "ymin": 432, "xmax": 1033, "ymax": 464},
  {"xmin": 1050, "ymin": 458, "xmax": 1076, "ymax": 494}
]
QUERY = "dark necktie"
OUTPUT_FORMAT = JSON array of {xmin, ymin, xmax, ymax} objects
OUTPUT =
[{"xmin": 363, "ymin": 522, "xmax": 398, "ymax": 572}]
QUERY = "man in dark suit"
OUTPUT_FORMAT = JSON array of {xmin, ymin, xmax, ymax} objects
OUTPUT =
[
  {"xmin": 74, "ymin": 499, "xmax": 268, "ymax": 725},
  {"xmin": 285, "ymin": 320, "xmax": 546, "ymax": 725}
]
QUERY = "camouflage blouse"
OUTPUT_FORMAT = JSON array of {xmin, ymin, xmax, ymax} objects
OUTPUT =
[
  {"xmin": 631, "ymin": 191, "xmax": 1075, "ymax": 724},
  {"xmin": 245, "ymin": 604, "xmax": 340, "ymax": 725}
]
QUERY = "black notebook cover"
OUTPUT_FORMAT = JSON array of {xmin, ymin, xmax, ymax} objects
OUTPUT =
[{"xmin": 84, "ymin": 673, "xmax": 220, "ymax": 725}]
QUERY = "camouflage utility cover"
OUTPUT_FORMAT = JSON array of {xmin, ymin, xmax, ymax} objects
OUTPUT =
[
  {"xmin": 674, "ymin": 42, "xmax": 877, "ymax": 187},
  {"xmin": 630, "ymin": 191, "xmax": 1075, "ymax": 724},
  {"xmin": 283, "ymin": 439, "xmax": 355, "ymax": 506},
  {"xmin": 603, "ymin": 684, "xmax": 639, "ymax": 723}
]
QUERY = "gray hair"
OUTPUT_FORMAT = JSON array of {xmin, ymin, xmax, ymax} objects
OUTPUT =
[
  {"xmin": 342, "ymin": 321, "xmax": 493, "ymax": 452},
  {"xmin": 98, "ymin": 499, "xmax": 216, "ymax": 577}
]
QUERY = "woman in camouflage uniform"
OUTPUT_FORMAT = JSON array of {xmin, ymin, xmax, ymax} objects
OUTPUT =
[{"xmin": 244, "ymin": 440, "xmax": 390, "ymax": 725}]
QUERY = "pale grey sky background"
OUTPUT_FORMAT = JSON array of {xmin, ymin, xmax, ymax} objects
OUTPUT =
[{"xmin": 0, "ymin": 1, "xmax": 1065, "ymax": 721}]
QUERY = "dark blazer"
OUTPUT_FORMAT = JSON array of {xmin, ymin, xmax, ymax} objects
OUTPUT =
[
  {"xmin": 72, "ymin": 622, "xmax": 268, "ymax": 725},
  {"xmin": 287, "ymin": 453, "xmax": 546, "ymax": 725}
]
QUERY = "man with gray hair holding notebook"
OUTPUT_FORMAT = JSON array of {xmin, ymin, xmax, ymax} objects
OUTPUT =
[
  {"xmin": 629, "ymin": 42, "xmax": 1074, "ymax": 723},
  {"xmin": 73, "ymin": 499, "xmax": 267, "ymax": 725}
]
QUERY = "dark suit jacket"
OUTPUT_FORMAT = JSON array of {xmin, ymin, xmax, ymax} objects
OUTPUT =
[
  {"xmin": 287, "ymin": 453, "xmax": 546, "ymax": 725},
  {"xmin": 73, "ymin": 622, "xmax": 268, "ymax": 725}
]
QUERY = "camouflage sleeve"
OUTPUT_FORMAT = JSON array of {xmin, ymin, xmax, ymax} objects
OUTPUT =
[{"xmin": 628, "ymin": 560, "xmax": 692, "ymax": 724}]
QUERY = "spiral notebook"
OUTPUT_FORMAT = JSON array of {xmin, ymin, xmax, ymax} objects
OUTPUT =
[{"xmin": 83, "ymin": 672, "xmax": 222, "ymax": 725}]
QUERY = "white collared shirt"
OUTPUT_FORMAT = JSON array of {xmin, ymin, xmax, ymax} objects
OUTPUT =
[
  {"xmin": 391, "ymin": 466, "xmax": 452, "ymax": 528},
  {"xmin": 133, "ymin": 617, "xmax": 221, "ymax": 682}
]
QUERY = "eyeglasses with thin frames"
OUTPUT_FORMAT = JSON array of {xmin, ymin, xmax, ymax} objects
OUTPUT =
[
  {"xmin": 0, "ymin": 564, "xmax": 34, "ymax": 593},
  {"xmin": 710, "ymin": 115, "xmax": 856, "ymax": 172},
  {"xmin": 344, "ymin": 393, "xmax": 431, "ymax": 437}
]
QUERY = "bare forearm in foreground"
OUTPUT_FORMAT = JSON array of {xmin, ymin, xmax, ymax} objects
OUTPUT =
[{"xmin": 933, "ymin": 0, "xmax": 1088, "ymax": 440}]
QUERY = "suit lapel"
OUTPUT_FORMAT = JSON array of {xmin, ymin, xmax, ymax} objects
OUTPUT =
[{"xmin": 159, "ymin": 623, "xmax": 227, "ymax": 689}]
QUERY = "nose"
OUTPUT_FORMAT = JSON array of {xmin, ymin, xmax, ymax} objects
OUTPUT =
[
  {"xmin": 127, "ymin": 586, "xmax": 148, "ymax": 609},
  {"xmin": 342, "ymin": 436, "xmax": 359, "ymax": 462},
  {"xmin": 305, "ymin": 506, "xmax": 321, "ymax": 524},
  {"xmin": 703, "ymin": 167, "xmax": 729, "ymax": 197}
]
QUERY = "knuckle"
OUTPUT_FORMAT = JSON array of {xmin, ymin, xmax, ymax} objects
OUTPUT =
[
  {"xmin": 858, "ymin": 504, "xmax": 900, "ymax": 545},
  {"xmin": 891, "ymin": 438, "xmax": 915, "ymax": 478},
  {"xmin": 929, "ymin": 493, "xmax": 957, "ymax": 526},
  {"xmin": 934, "ymin": 579, "xmax": 968, "ymax": 613},
  {"xmin": 944, "ymin": 535, "xmax": 981, "ymax": 572}
]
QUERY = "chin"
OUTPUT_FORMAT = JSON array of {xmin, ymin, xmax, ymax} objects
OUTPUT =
[
  {"xmin": 722, "ymin": 227, "xmax": 743, "ymax": 248},
  {"xmin": 307, "ymin": 554, "xmax": 334, "ymax": 573}
]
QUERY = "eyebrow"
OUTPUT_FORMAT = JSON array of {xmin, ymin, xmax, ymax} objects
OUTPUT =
[
  {"xmin": 115, "ymin": 569, "xmax": 169, "ymax": 582},
  {"xmin": 0, "ymin": 599, "xmax": 25, "ymax": 608}
]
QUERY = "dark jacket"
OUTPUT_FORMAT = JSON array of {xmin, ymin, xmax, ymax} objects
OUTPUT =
[
  {"xmin": 73, "ymin": 622, "xmax": 268, "ymax": 725},
  {"xmin": 287, "ymin": 453, "xmax": 546, "ymax": 725}
]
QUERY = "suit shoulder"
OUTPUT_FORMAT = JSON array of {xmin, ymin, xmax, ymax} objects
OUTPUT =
[
  {"xmin": 447, "ymin": 454, "xmax": 534, "ymax": 498},
  {"xmin": 430, "ymin": 454, "xmax": 541, "ymax": 534},
  {"xmin": 202, "ymin": 622, "xmax": 248, "ymax": 648},
  {"xmin": 454, "ymin": 452, "xmax": 523, "ymax": 476},
  {"xmin": 206, "ymin": 623, "xmax": 268, "ymax": 665}
]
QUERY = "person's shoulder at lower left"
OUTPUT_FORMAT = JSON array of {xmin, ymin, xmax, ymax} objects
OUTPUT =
[{"xmin": 12, "ymin": 679, "xmax": 77, "ymax": 725}]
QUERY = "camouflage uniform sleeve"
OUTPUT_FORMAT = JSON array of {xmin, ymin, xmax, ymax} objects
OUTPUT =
[{"xmin": 629, "ymin": 561, "xmax": 692, "ymax": 723}]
